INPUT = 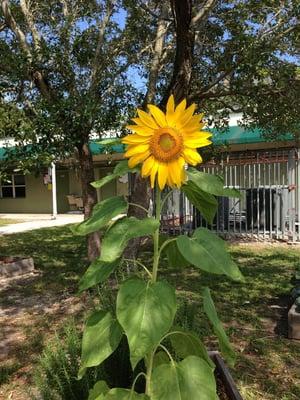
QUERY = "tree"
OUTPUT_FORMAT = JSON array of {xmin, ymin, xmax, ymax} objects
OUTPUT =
[{"xmin": 0, "ymin": 0, "xmax": 137, "ymax": 260}]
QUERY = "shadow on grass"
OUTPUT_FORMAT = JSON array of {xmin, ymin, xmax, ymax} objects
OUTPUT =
[{"xmin": 0, "ymin": 225, "xmax": 87, "ymax": 296}]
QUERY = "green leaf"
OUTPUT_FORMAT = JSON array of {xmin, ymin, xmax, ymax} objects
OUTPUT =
[
  {"xmin": 79, "ymin": 311, "xmax": 123, "ymax": 379},
  {"xmin": 176, "ymin": 228, "xmax": 245, "ymax": 282},
  {"xmin": 187, "ymin": 168, "xmax": 241, "ymax": 198},
  {"xmin": 160, "ymin": 235, "xmax": 190, "ymax": 269},
  {"xmin": 182, "ymin": 181, "xmax": 218, "ymax": 224},
  {"xmin": 153, "ymin": 351, "xmax": 170, "ymax": 369},
  {"xmin": 169, "ymin": 327, "xmax": 214, "ymax": 368},
  {"xmin": 203, "ymin": 287, "xmax": 236, "ymax": 367},
  {"xmin": 79, "ymin": 258, "xmax": 120, "ymax": 292},
  {"xmin": 116, "ymin": 278, "xmax": 177, "ymax": 369},
  {"xmin": 88, "ymin": 381, "xmax": 110, "ymax": 400},
  {"xmin": 71, "ymin": 196, "xmax": 128, "ymax": 236},
  {"xmin": 150, "ymin": 356, "xmax": 217, "ymax": 400},
  {"xmin": 91, "ymin": 160, "xmax": 139, "ymax": 189},
  {"xmin": 101, "ymin": 217, "xmax": 160, "ymax": 262},
  {"xmin": 104, "ymin": 388, "xmax": 149, "ymax": 400}
]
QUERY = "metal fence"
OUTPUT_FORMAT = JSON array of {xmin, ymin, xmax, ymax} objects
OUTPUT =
[{"xmin": 161, "ymin": 148, "xmax": 300, "ymax": 242}]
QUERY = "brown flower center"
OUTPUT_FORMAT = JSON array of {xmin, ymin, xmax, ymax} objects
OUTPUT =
[{"xmin": 149, "ymin": 127, "xmax": 183, "ymax": 162}]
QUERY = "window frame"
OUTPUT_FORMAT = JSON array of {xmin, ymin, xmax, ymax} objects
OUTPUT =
[{"xmin": 0, "ymin": 174, "xmax": 26, "ymax": 199}]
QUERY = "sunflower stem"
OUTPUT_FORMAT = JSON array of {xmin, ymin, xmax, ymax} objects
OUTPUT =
[{"xmin": 152, "ymin": 186, "xmax": 161, "ymax": 283}]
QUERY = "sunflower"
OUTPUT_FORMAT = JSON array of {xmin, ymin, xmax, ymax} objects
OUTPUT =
[{"xmin": 122, "ymin": 95, "xmax": 212, "ymax": 190}]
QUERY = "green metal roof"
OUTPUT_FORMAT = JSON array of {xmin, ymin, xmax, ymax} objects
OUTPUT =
[
  {"xmin": 211, "ymin": 126, "xmax": 293, "ymax": 145},
  {"xmin": 0, "ymin": 126, "xmax": 294, "ymax": 160}
]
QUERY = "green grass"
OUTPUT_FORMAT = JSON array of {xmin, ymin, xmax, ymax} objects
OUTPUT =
[{"xmin": 0, "ymin": 226, "xmax": 300, "ymax": 399}]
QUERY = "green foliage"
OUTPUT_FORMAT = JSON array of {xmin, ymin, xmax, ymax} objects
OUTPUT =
[
  {"xmin": 88, "ymin": 381, "xmax": 109, "ymax": 400},
  {"xmin": 169, "ymin": 328, "xmax": 214, "ymax": 368},
  {"xmin": 71, "ymin": 196, "xmax": 128, "ymax": 236},
  {"xmin": 79, "ymin": 311, "xmax": 123, "ymax": 379},
  {"xmin": 150, "ymin": 356, "xmax": 217, "ymax": 400},
  {"xmin": 100, "ymin": 217, "xmax": 160, "ymax": 262},
  {"xmin": 78, "ymin": 258, "xmax": 121, "ymax": 293},
  {"xmin": 182, "ymin": 181, "xmax": 218, "ymax": 225},
  {"xmin": 70, "ymin": 167, "xmax": 245, "ymax": 397},
  {"xmin": 176, "ymin": 228, "xmax": 244, "ymax": 282},
  {"xmin": 186, "ymin": 168, "xmax": 241, "ymax": 198},
  {"xmin": 91, "ymin": 161, "xmax": 139, "ymax": 189},
  {"xmin": 33, "ymin": 321, "xmax": 107, "ymax": 400},
  {"xmin": 161, "ymin": 238, "xmax": 190, "ymax": 269},
  {"xmin": 203, "ymin": 288, "xmax": 236, "ymax": 367},
  {"xmin": 104, "ymin": 388, "xmax": 149, "ymax": 400},
  {"xmin": 116, "ymin": 278, "xmax": 177, "ymax": 369}
]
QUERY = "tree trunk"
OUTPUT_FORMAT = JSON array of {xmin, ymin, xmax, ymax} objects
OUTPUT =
[
  {"xmin": 162, "ymin": 0, "xmax": 194, "ymax": 104},
  {"xmin": 77, "ymin": 141, "xmax": 101, "ymax": 261},
  {"xmin": 126, "ymin": 3, "xmax": 169, "ymax": 259}
]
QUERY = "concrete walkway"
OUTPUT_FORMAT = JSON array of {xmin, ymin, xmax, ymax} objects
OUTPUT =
[{"xmin": 0, "ymin": 213, "xmax": 84, "ymax": 235}]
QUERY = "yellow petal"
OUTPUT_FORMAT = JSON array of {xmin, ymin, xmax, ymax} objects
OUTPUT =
[
  {"xmin": 137, "ymin": 109, "xmax": 159, "ymax": 129},
  {"xmin": 171, "ymin": 98, "xmax": 188, "ymax": 126},
  {"xmin": 132, "ymin": 117, "xmax": 144, "ymax": 126},
  {"xmin": 128, "ymin": 150, "xmax": 151, "ymax": 168},
  {"xmin": 183, "ymin": 148, "xmax": 202, "ymax": 165},
  {"xmin": 175, "ymin": 98, "xmax": 187, "ymax": 114},
  {"xmin": 150, "ymin": 162, "xmax": 159, "ymax": 188},
  {"xmin": 157, "ymin": 163, "xmax": 168, "ymax": 190},
  {"xmin": 184, "ymin": 132, "xmax": 212, "ymax": 141},
  {"xmin": 126, "ymin": 125, "xmax": 153, "ymax": 136},
  {"xmin": 122, "ymin": 134, "xmax": 150, "ymax": 144},
  {"xmin": 185, "ymin": 138, "xmax": 212, "ymax": 148},
  {"xmin": 166, "ymin": 94, "xmax": 175, "ymax": 114},
  {"xmin": 147, "ymin": 104, "xmax": 167, "ymax": 127},
  {"xmin": 141, "ymin": 156, "xmax": 155, "ymax": 177},
  {"xmin": 179, "ymin": 103, "xmax": 196, "ymax": 127},
  {"xmin": 169, "ymin": 158, "xmax": 184, "ymax": 187},
  {"xmin": 125, "ymin": 144, "xmax": 149, "ymax": 157}
]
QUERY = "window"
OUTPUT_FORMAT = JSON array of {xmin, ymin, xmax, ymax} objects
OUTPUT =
[{"xmin": 0, "ymin": 174, "xmax": 26, "ymax": 198}]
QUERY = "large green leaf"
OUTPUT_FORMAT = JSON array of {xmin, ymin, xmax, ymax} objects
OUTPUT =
[
  {"xmin": 116, "ymin": 278, "xmax": 177, "ymax": 369},
  {"xmin": 203, "ymin": 287, "xmax": 236, "ymax": 367},
  {"xmin": 176, "ymin": 228, "xmax": 244, "ymax": 282},
  {"xmin": 182, "ymin": 181, "xmax": 218, "ymax": 225},
  {"xmin": 71, "ymin": 196, "xmax": 128, "ymax": 236},
  {"xmin": 101, "ymin": 217, "xmax": 160, "ymax": 262},
  {"xmin": 187, "ymin": 168, "xmax": 241, "ymax": 198},
  {"xmin": 150, "ymin": 356, "xmax": 217, "ymax": 400},
  {"xmin": 91, "ymin": 160, "xmax": 139, "ymax": 189},
  {"xmin": 160, "ymin": 235, "xmax": 190, "ymax": 269},
  {"xmin": 169, "ymin": 327, "xmax": 214, "ymax": 368},
  {"xmin": 79, "ymin": 311, "xmax": 123, "ymax": 379},
  {"xmin": 88, "ymin": 381, "xmax": 110, "ymax": 400},
  {"xmin": 104, "ymin": 388, "xmax": 149, "ymax": 400},
  {"xmin": 79, "ymin": 258, "xmax": 120, "ymax": 292}
]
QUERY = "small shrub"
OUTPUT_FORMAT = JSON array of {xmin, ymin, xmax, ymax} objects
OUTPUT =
[{"xmin": 33, "ymin": 321, "xmax": 107, "ymax": 400}]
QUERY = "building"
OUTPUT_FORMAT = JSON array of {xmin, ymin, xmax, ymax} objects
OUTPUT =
[{"xmin": 1, "ymin": 114, "xmax": 299, "ymax": 241}]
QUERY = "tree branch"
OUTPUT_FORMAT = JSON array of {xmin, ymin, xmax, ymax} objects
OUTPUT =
[
  {"xmin": 144, "ymin": 2, "xmax": 169, "ymax": 105},
  {"xmin": 90, "ymin": 0, "xmax": 114, "ymax": 91},
  {"xmin": 191, "ymin": 0, "xmax": 216, "ymax": 27},
  {"xmin": 1, "ymin": 0, "xmax": 32, "ymax": 61},
  {"xmin": 20, "ymin": 0, "xmax": 42, "ymax": 52},
  {"xmin": 1, "ymin": 0, "xmax": 52, "ymax": 100}
]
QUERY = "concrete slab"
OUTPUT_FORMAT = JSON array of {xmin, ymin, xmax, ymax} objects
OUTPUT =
[{"xmin": 0, "ymin": 214, "xmax": 83, "ymax": 235}]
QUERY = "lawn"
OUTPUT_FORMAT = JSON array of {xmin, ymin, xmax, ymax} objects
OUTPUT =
[{"xmin": 0, "ymin": 226, "xmax": 299, "ymax": 400}]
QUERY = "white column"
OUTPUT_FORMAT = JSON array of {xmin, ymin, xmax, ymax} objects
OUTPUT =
[{"xmin": 51, "ymin": 161, "xmax": 57, "ymax": 219}]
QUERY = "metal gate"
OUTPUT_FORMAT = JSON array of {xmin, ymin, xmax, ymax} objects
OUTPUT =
[{"xmin": 161, "ymin": 148, "xmax": 300, "ymax": 242}]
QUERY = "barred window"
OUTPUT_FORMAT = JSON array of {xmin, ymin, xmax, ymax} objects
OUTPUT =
[{"xmin": 0, "ymin": 174, "xmax": 26, "ymax": 198}]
